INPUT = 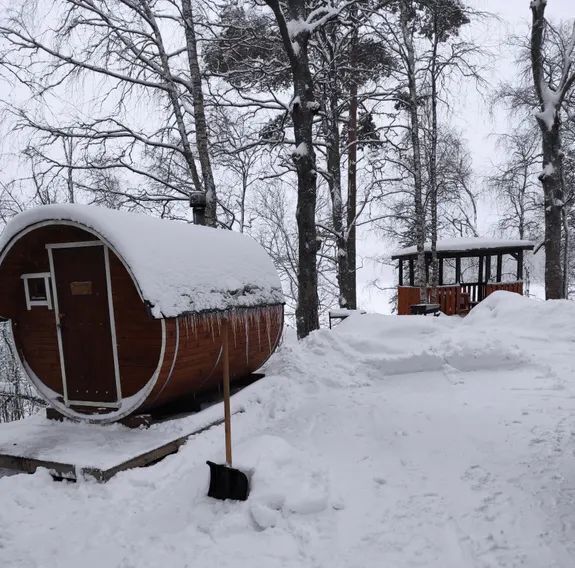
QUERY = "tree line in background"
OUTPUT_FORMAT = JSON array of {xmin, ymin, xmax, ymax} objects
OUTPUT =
[{"xmin": 0, "ymin": 0, "xmax": 574, "ymax": 419}]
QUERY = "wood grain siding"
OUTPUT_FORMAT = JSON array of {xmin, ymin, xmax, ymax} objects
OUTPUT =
[
  {"xmin": 0, "ymin": 225, "xmax": 95, "ymax": 319},
  {"xmin": 485, "ymin": 282, "xmax": 523, "ymax": 297},
  {"xmin": 0, "ymin": 224, "xmax": 163, "ymax": 404},
  {"xmin": 107, "ymin": 253, "xmax": 162, "ymax": 398},
  {"xmin": 2, "ymin": 226, "xmax": 99, "ymax": 395},
  {"xmin": 397, "ymin": 286, "xmax": 422, "ymax": 316},
  {"xmin": 140, "ymin": 318, "xmax": 178, "ymax": 409},
  {"xmin": 142, "ymin": 306, "xmax": 284, "ymax": 411},
  {"xmin": 12, "ymin": 314, "xmax": 62, "ymax": 394}
]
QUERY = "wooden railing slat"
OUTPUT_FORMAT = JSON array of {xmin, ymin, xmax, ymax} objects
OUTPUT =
[{"xmin": 398, "ymin": 281, "xmax": 524, "ymax": 316}]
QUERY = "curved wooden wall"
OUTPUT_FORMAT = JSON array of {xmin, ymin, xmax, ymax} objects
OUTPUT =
[{"xmin": 142, "ymin": 306, "xmax": 284, "ymax": 412}]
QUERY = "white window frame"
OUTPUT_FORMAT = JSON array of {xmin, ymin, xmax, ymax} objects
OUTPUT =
[{"xmin": 21, "ymin": 272, "xmax": 53, "ymax": 310}]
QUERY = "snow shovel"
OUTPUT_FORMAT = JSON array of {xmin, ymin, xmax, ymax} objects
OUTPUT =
[{"xmin": 207, "ymin": 317, "xmax": 250, "ymax": 501}]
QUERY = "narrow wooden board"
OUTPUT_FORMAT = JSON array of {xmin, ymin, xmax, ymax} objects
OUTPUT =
[
  {"xmin": 83, "ymin": 415, "xmax": 232, "ymax": 482},
  {"xmin": 0, "ymin": 412, "xmax": 240, "ymax": 482}
]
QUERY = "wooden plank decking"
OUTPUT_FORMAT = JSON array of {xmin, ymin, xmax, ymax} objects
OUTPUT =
[{"xmin": 0, "ymin": 375, "xmax": 262, "ymax": 482}]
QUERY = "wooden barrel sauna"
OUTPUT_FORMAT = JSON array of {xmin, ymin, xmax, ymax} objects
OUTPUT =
[{"xmin": 0, "ymin": 204, "xmax": 284, "ymax": 423}]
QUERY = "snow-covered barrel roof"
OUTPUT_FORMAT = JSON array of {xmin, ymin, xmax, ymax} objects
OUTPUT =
[
  {"xmin": 0, "ymin": 204, "xmax": 284, "ymax": 318},
  {"xmin": 392, "ymin": 238, "xmax": 535, "ymax": 259}
]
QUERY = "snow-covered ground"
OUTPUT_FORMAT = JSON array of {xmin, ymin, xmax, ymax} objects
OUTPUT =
[{"xmin": 2, "ymin": 291, "xmax": 575, "ymax": 567}]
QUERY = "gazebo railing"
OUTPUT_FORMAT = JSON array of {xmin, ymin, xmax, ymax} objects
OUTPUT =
[
  {"xmin": 485, "ymin": 281, "xmax": 524, "ymax": 296},
  {"xmin": 398, "ymin": 281, "xmax": 524, "ymax": 316},
  {"xmin": 460, "ymin": 282, "xmax": 483, "ymax": 304}
]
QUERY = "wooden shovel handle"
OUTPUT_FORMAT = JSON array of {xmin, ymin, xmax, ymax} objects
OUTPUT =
[{"xmin": 222, "ymin": 317, "xmax": 232, "ymax": 466}]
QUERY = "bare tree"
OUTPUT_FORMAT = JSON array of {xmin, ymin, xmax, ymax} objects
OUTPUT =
[
  {"xmin": 0, "ymin": 325, "xmax": 44, "ymax": 423},
  {"xmin": 398, "ymin": 0, "xmax": 427, "ymax": 302},
  {"xmin": 1, "ymin": 0, "xmax": 219, "ymax": 224},
  {"xmin": 432, "ymin": 127, "xmax": 478, "ymax": 237},
  {"xmin": 262, "ymin": 0, "xmax": 350, "ymax": 337},
  {"xmin": 254, "ymin": 177, "xmax": 339, "ymax": 324},
  {"xmin": 488, "ymin": 130, "xmax": 543, "ymax": 240},
  {"xmin": 211, "ymin": 108, "xmax": 266, "ymax": 233}
]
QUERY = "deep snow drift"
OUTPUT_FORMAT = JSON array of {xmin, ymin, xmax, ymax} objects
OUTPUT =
[{"xmin": 2, "ymin": 291, "xmax": 575, "ymax": 567}]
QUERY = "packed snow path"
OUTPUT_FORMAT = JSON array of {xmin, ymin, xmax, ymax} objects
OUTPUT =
[{"xmin": 2, "ymin": 292, "xmax": 575, "ymax": 567}]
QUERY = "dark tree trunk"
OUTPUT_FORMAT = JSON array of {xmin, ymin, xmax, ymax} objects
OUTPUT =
[
  {"xmin": 540, "ymin": 124, "xmax": 564, "ymax": 298},
  {"xmin": 291, "ymin": 64, "xmax": 320, "ymax": 337},
  {"xmin": 344, "ymin": 9, "xmax": 359, "ymax": 310},
  {"xmin": 429, "ymin": 17, "xmax": 439, "ymax": 304},
  {"xmin": 265, "ymin": 0, "xmax": 320, "ymax": 338},
  {"xmin": 562, "ymin": 204, "xmax": 569, "ymax": 298},
  {"xmin": 530, "ymin": 1, "xmax": 575, "ymax": 299}
]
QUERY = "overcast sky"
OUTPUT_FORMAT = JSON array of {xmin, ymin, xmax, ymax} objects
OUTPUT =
[
  {"xmin": 459, "ymin": 0, "xmax": 574, "ymax": 229},
  {"xmin": 359, "ymin": 0, "xmax": 575, "ymax": 311}
]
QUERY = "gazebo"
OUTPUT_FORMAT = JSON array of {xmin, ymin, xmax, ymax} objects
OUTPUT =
[{"xmin": 391, "ymin": 238, "xmax": 535, "ymax": 316}]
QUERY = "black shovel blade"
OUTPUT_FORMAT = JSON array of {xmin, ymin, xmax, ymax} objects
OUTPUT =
[{"xmin": 207, "ymin": 461, "xmax": 250, "ymax": 501}]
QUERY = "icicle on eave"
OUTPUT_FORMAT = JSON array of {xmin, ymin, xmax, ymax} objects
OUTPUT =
[{"xmin": 178, "ymin": 304, "xmax": 282, "ymax": 353}]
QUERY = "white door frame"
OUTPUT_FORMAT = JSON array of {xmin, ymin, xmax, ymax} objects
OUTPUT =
[{"xmin": 46, "ymin": 241, "xmax": 122, "ymax": 408}]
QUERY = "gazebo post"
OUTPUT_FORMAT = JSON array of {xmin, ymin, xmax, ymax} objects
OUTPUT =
[
  {"xmin": 517, "ymin": 250, "xmax": 524, "ymax": 280},
  {"xmin": 485, "ymin": 255, "xmax": 491, "ymax": 283},
  {"xmin": 478, "ymin": 255, "xmax": 484, "ymax": 301},
  {"xmin": 496, "ymin": 254, "xmax": 503, "ymax": 283},
  {"xmin": 409, "ymin": 259, "xmax": 415, "ymax": 286},
  {"xmin": 399, "ymin": 260, "xmax": 404, "ymax": 286},
  {"xmin": 455, "ymin": 257, "xmax": 461, "ymax": 284},
  {"xmin": 438, "ymin": 257, "xmax": 444, "ymax": 286}
]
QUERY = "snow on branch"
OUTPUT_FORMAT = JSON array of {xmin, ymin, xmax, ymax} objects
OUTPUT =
[
  {"xmin": 530, "ymin": 2, "xmax": 575, "ymax": 132},
  {"xmin": 287, "ymin": 1, "xmax": 352, "ymax": 40},
  {"xmin": 536, "ymin": 81, "xmax": 561, "ymax": 130},
  {"xmin": 305, "ymin": 3, "xmax": 350, "ymax": 33},
  {"xmin": 559, "ymin": 23, "xmax": 575, "ymax": 95}
]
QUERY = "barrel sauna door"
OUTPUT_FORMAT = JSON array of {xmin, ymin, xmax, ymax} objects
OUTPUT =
[{"xmin": 48, "ymin": 243, "xmax": 120, "ymax": 407}]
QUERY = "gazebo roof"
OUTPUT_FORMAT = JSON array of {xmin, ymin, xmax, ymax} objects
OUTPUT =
[{"xmin": 391, "ymin": 238, "xmax": 535, "ymax": 260}]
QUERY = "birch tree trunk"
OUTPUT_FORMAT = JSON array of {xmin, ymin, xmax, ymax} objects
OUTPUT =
[
  {"xmin": 323, "ymin": 37, "xmax": 349, "ymax": 308},
  {"xmin": 265, "ymin": 0, "xmax": 323, "ymax": 337},
  {"xmin": 400, "ymin": 0, "xmax": 427, "ymax": 303},
  {"xmin": 63, "ymin": 138, "xmax": 75, "ymax": 204},
  {"xmin": 181, "ymin": 0, "xmax": 218, "ymax": 226},
  {"xmin": 140, "ymin": 0, "xmax": 205, "ymax": 204}
]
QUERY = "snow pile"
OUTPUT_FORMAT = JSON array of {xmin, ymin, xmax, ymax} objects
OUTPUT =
[
  {"xmin": 392, "ymin": 237, "xmax": 534, "ymax": 257},
  {"xmin": 2, "ymin": 293, "xmax": 575, "ymax": 567},
  {"xmin": 0, "ymin": 204, "xmax": 284, "ymax": 317}
]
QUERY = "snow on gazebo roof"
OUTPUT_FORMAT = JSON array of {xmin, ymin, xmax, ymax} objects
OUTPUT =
[
  {"xmin": 0, "ymin": 204, "xmax": 284, "ymax": 318},
  {"xmin": 391, "ymin": 238, "xmax": 535, "ymax": 259}
]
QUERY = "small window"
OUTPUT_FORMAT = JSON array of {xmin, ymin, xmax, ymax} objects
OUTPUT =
[{"xmin": 21, "ymin": 273, "xmax": 53, "ymax": 310}]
